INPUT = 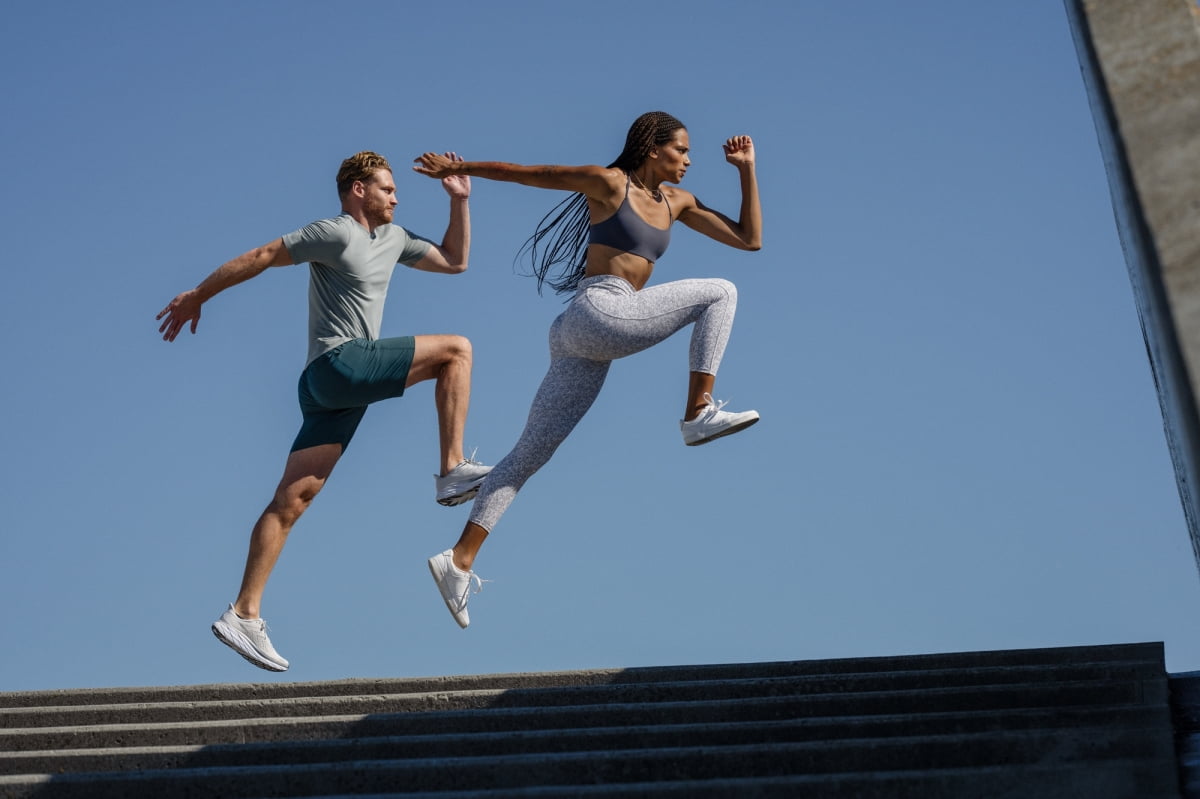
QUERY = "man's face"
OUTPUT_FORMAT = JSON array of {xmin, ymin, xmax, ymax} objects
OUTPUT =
[{"xmin": 360, "ymin": 170, "xmax": 398, "ymax": 227}]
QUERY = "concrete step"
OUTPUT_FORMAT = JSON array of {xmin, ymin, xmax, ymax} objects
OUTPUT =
[
  {"xmin": 0, "ymin": 705, "xmax": 1171, "ymax": 772},
  {"xmin": 0, "ymin": 660, "xmax": 1163, "ymax": 731},
  {"xmin": 0, "ymin": 642, "xmax": 1181, "ymax": 798},
  {"xmin": 0, "ymin": 675, "xmax": 1163, "ymax": 755},
  {"xmin": 0, "ymin": 741, "xmax": 1180, "ymax": 799},
  {"xmin": 0, "ymin": 640, "xmax": 1163, "ymax": 709}
]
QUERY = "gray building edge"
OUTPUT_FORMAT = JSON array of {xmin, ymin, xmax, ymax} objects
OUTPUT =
[{"xmin": 1063, "ymin": 0, "xmax": 1200, "ymax": 574}]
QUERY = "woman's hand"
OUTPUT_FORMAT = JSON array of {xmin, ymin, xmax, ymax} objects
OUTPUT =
[
  {"xmin": 413, "ymin": 151, "xmax": 457, "ymax": 179},
  {"xmin": 723, "ymin": 135, "xmax": 755, "ymax": 169},
  {"xmin": 437, "ymin": 152, "xmax": 471, "ymax": 199}
]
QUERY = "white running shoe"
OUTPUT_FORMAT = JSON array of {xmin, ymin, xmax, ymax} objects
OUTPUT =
[
  {"xmin": 211, "ymin": 604, "xmax": 289, "ymax": 672},
  {"xmin": 428, "ymin": 549, "xmax": 487, "ymax": 628},
  {"xmin": 680, "ymin": 393, "xmax": 760, "ymax": 446},
  {"xmin": 435, "ymin": 456, "xmax": 493, "ymax": 507}
]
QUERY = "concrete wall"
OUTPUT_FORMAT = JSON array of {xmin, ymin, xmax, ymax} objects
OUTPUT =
[{"xmin": 1064, "ymin": 0, "xmax": 1200, "ymax": 576}]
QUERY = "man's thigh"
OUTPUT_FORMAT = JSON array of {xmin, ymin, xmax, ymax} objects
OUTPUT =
[
  {"xmin": 404, "ymin": 334, "xmax": 469, "ymax": 387},
  {"xmin": 275, "ymin": 442, "xmax": 343, "ymax": 503},
  {"xmin": 307, "ymin": 337, "xmax": 416, "ymax": 408}
]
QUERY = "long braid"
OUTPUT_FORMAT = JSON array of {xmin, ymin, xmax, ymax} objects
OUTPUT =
[{"xmin": 519, "ymin": 111, "xmax": 685, "ymax": 295}]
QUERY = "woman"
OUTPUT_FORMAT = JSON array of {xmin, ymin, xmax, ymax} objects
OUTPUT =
[{"xmin": 413, "ymin": 110, "xmax": 763, "ymax": 628}]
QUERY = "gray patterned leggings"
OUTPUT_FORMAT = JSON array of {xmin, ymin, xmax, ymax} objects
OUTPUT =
[{"xmin": 468, "ymin": 274, "xmax": 737, "ymax": 532}]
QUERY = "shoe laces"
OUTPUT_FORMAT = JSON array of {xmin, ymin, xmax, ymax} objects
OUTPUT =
[
  {"xmin": 456, "ymin": 567, "xmax": 491, "ymax": 604},
  {"xmin": 440, "ymin": 448, "xmax": 483, "ymax": 480},
  {"xmin": 452, "ymin": 447, "xmax": 483, "ymax": 472},
  {"xmin": 700, "ymin": 392, "xmax": 729, "ymax": 417},
  {"xmin": 243, "ymin": 615, "xmax": 271, "ymax": 638}
]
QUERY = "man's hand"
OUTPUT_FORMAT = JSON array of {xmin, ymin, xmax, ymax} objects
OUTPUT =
[
  {"xmin": 438, "ymin": 152, "xmax": 471, "ymax": 199},
  {"xmin": 723, "ymin": 135, "xmax": 756, "ymax": 169},
  {"xmin": 157, "ymin": 289, "xmax": 203, "ymax": 342},
  {"xmin": 414, "ymin": 151, "xmax": 470, "ymax": 197},
  {"xmin": 155, "ymin": 240, "xmax": 291, "ymax": 342}
]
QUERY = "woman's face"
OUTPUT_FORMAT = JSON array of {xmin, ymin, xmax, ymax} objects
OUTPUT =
[{"xmin": 650, "ymin": 128, "xmax": 690, "ymax": 184}]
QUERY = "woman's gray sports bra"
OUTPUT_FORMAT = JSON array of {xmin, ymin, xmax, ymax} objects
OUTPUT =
[{"xmin": 588, "ymin": 175, "xmax": 672, "ymax": 262}]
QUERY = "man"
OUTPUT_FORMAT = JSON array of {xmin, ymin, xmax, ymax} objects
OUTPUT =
[{"xmin": 157, "ymin": 151, "xmax": 490, "ymax": 672}]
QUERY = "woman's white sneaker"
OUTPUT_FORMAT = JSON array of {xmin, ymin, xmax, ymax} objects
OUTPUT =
[
  {"xmin": 427, "ymin": 549, "xmax": 487, "ymax": 628},
  {"xmin": 680, "ymin": 393, "xmax": 760, "ymax": 446}
]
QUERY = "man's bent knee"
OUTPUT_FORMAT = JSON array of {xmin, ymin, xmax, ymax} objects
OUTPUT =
[
  {"xmin": 445, "ymin": 335, "xmax": 472, "ymax": 363},
  {"xmin": 268, "ymin": 477, "xmax": 323, "ymax": 527},
  {"xmin": 408, "ymin": 335, "xmax": 473, "ymax": 386}
]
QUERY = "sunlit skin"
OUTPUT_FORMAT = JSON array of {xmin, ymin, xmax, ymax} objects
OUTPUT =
[{"xmin": 413, "ymin": 131, "xmax": 762, "ymax": 572}]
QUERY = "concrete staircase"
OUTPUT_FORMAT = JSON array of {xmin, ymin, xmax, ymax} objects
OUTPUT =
[{"xmin": 0, "ymin": 642, "xmax": 1181, "ymax": 798}]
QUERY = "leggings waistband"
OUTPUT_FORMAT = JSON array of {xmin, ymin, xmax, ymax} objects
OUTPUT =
[{"xmin": 577, "ymin": 274, "xmax": 636, "ymax": 293}]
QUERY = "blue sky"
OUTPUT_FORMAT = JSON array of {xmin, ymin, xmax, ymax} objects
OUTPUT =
[{"xmin": 2, "ymin": 1, "xmax": 1198, "ymax": 691}]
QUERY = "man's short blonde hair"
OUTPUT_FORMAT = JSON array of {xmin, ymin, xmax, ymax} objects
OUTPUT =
[{"xmin": 336, "ymin": 151, "xmax": 392, "ymax": 199}]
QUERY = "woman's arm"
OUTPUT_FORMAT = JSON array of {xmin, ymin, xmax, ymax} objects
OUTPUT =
[
  {"xmin": 413, "ymin": 153, "xmax": 614, "ymax": 198},
  {"xmin": 676, "ymin": 135, "xmax": 762, "ymax": 251}
]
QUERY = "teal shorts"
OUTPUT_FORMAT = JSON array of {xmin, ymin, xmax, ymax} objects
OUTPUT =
[{"xmin": 291, "ymin": 336, "xmax": 416, "ymax": 452}]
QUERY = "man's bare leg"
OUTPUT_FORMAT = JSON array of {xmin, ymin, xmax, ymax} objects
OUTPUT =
[
  {"xmin": 232, "ymin": 443, "xmax": 342, "ymax": 619},
  {"xmin": 406, "ymin": 334, "xmax": 474, "ymax": 475}
]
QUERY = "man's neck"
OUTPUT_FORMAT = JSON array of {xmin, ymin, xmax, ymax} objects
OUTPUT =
[{"xmin": 343, "ymin": 205, "xmax": 376, "ymax": 231}]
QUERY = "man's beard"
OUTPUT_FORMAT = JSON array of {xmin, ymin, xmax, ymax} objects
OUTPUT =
[{"xmin": 364, "ymin": 201, "xmax": 393, "ymax": 227}]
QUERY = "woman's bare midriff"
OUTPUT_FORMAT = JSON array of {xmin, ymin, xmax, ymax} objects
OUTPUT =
[{"xmin": 584, "ymin": 244, "xmax": 654, "ymax": 291}]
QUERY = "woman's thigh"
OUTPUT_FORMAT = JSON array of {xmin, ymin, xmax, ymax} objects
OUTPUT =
[{"xmin": 554, "ymin": 278, "xmax": 732, "ymax": 361}]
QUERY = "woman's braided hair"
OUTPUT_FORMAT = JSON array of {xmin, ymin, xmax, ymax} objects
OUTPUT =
[{"xmin": 519, "ymin": 111, "xmax": 686, "ymax": 295}]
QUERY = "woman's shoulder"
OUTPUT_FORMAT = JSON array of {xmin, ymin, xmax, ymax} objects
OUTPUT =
[
  {"xmin": 545, "ymin": 163, "xmax": 618, "ymax": 179},
  {"xmin": 591, "ymin": 165, "xmax": 628, "ymax": 184},
  {"xmin": 661, "ymin": 184, "xmax": 696, "ymax": 207},
  {"xmin": 576, "ymin": 166, "xmax": 633, "ymax": 203}
]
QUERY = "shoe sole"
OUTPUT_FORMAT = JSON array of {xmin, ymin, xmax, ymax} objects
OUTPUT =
[
  {"xmin": 212, "ymin": 621, "xmax": 289, "ymax": 672},
  {"xmin": 685, "ymin": 415, "xmax": 760, "ymax": 446},
  {"xmin": 436, "ymin": 476, "xmax": 487, "ymax": 507},
  {"xmin": 427, "ymin": 557, "xmax": 471, "ymax": 629}
]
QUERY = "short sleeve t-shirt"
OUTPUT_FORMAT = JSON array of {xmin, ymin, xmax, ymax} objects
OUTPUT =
[{"xmin": 282, "ymin": 214, "xmax": 434, "ymax": 366}]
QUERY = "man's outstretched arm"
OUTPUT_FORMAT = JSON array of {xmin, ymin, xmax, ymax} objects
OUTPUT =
[
  {"xmin": 157, "ymin": 238, "xmax": 293, "ymax": 341},
  {"xmin": 412, "ymin": 152, "xmax": 471, "ymax": 274}
]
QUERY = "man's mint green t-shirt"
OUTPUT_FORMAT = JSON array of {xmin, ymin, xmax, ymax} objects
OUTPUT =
[{"xmin": 282, "ymin": 214, "xmax": 433, "ymax": 366}]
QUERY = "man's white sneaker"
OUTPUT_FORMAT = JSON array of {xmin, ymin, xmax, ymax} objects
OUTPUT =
[
  {"xmin": 435, "ymin": 457, "xmax": 492, "ymax": 507},
  {"xmin": 680, "ymin": 393, "xmax": 760, "ymax": 446},
  {"xmin": 211, "ymin": 604, "xmax": 289, "ymax": 672},
  {"xmin": 427, "ymin": 549, "xmax": 486, "ymax": 628}
]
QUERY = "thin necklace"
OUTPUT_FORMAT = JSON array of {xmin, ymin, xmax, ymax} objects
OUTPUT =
[{"xmin": 629, "ymin": 170, "xmax": 662, "ymax": 201}]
